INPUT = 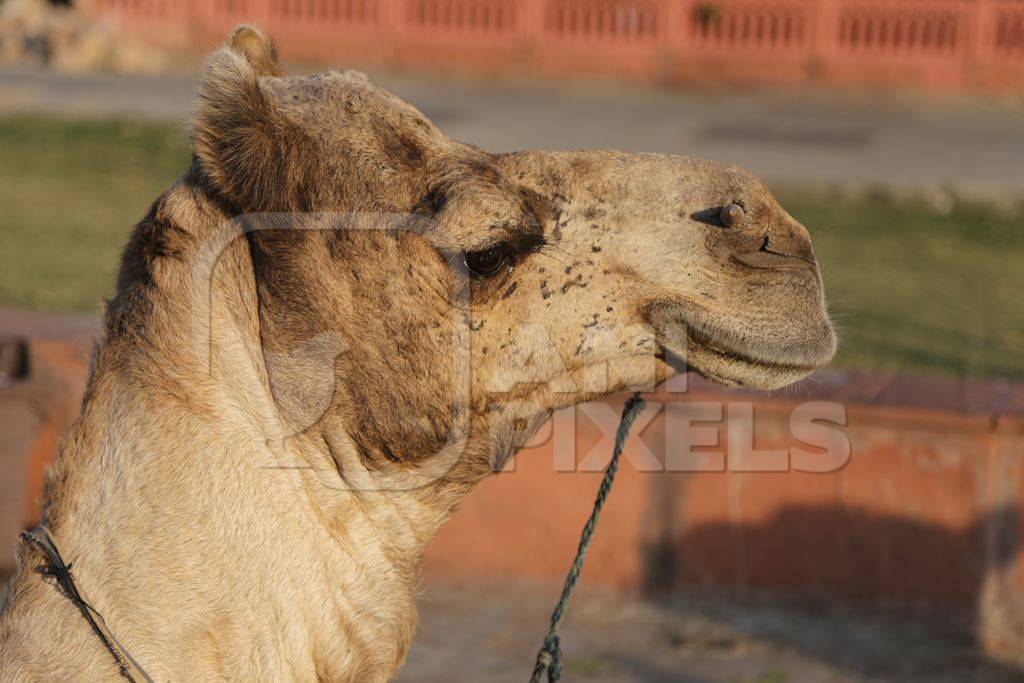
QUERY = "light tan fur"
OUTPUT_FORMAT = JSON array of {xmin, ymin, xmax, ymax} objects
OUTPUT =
[{"xmin": 0, "ymin": 27, "xmax": 835, "ymax": 682}]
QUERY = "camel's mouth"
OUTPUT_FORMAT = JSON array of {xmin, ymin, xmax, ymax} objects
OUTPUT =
[
  {"xmin": 648, "ymin": 301, "xmax": 835, "ymax": 390},
  {"xmin": 674, "ymin": 330, "xmax": 819, "ymax": 388}
]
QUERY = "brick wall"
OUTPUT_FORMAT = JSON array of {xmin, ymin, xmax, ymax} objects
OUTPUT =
[
  {"xmin": 81, "ymin": 0, "xmax": 1024, "ymax": 90},
  {"xmin": 2, "ymin": 322, "xmax": 1023, "ymax": 656}
]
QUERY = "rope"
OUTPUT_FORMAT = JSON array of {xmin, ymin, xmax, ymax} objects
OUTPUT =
[
  {"xmin": 20, "ymin": 526, "xmax": 154, "ymax": 683},
  {"xmin": 528, "ymin": 393, "xmax": 646, "ymax": 683}
]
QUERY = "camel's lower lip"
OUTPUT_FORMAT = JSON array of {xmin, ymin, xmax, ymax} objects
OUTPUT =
[
  {"xmin": 649, "ymin": 305, "xmax": 823, "ymax": 389},
  {"xmin": 656, "ymin": 332, "xmax": 814, "ymax": 388},
  {"xmin": 666, "ymin": 336, "xmax": 817, "ymax": 388},
  {"xmin": 684, "ymin": 325, "xmax": 817, "ymax": 374}
]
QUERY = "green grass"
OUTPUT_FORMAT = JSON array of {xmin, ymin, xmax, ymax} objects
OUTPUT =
[
  {"xmin": 0, "ymin": 115, "xmax": 1021, "ymax": 380},
  {"xmin": 0, "ymin": 116, "xmax": 189, "ymax": 312},
  {"xmin": 787, "ymin": 195, "xmax": 1024, "ymax": 379}
]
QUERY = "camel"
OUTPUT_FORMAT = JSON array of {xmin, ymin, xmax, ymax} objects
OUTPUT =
[{"xmin": 0, "ymin": 26, "xmax": 836, "ymax": 682}]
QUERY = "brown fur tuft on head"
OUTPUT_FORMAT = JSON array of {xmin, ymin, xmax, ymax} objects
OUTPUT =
[
  {"xmin": 191, "ymin": 25, "xmax": 302, "ymax": 211},
  {"xmin": 228, "ymin": 25, "xmax": 283, "ymax": 77}
]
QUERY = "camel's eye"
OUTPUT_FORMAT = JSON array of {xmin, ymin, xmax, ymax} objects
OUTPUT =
[
  {"xmin": 464, "ymin": 245, "xmax": 509, "ymax": 278},
  {"xmin": 720, "ymin": 203, "xmax": 745, "ymax": 228}
]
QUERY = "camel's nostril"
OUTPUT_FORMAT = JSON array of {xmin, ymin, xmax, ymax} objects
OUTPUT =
[
  {"xmin": 735, "ymin": 243, "xmax": 816, "ymax": 270},
  {"xmin": 752, "ymin": 232, "xmax": 816, "ymax": 266}
]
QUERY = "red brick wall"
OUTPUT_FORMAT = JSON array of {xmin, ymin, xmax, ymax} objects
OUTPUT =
[
  {"xmin": 423, "ymin": 376, "xmax": 1024, "ymax": 657},
  {"xmin": 2, "ymin": 330, "xmax": 1023, "ymax": 655},
  {"xmin": 82, "ymin": 0, "xmax": 1024, "ymax": 91}
]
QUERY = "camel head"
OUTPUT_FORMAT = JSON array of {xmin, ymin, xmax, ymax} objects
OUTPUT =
[{"xmin": 192, "ymin": 27, "xmax": 836, "ymax": 484}]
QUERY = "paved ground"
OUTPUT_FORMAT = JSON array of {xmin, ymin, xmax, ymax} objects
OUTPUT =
[
  {"xmin": 1, "ymin": 66, "xmax": 1023, "ymax": 203},
  {"xmin": 1, "ymin": 574, "xmax": 1021, "ymax": 681},
  {"xmin": 400, "ymin": 582, "xmax": 1024, "ymax": 683}
]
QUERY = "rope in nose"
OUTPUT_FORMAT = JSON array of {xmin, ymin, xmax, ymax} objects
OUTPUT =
[{"xmin": 528, "ymin": 393, "xmax": 647, "ymax": 683}]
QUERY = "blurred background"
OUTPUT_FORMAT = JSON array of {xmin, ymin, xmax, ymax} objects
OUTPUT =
[{"xmin": 0, "ymin": 0, "xmax": 1022, "ymax": 681}]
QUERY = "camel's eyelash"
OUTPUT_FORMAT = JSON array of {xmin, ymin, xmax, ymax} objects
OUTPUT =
[
  {"xmin": 446, "ymin": 231, "xmax": 547, "ymax": 280},
  {"xmin": 469, "ymin": 231, "xmax": 547, "ymax": 261},
  {"xmin": 506, "ymin": 232, "xmax": 548, "ymax": 258}
]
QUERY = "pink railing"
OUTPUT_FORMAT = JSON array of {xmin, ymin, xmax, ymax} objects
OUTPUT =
[
  {"xmin": 993, "ymin": 0, "xmax": 1024, "ymax": 60},
  {"xmin": 82, "ymin": 0, "xmax": 1024, "ymax": 90},
  {"xmin": 836, "ymin": 0, "xmax": 970, "ymax": 58},
  {"xmin": 91, "ymin": 0, "xmax": 191, "ymax": 19},
  {"xmin": 683, "ymin": 1, "xmax": 815, "ymax": 54},
  {"xmin": 400, "ymin": 0, "xmax": 522, "ymax": 40},
  {"xmin": 543, "ymin": 0, "xmax": 662, "ymax": 44}
]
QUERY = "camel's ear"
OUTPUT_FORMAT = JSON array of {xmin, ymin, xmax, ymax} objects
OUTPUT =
[
  {"xmin": 227, "ymin": 25, "xmax": 283, "ymax": 77},
  {"xmin": 191, "ymin": 26, "xmax": 293, "ymax": 210}
]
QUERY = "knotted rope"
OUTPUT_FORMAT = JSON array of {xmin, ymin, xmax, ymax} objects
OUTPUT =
[{"xmin": 528, "ymin": 393, "xmax": 646, "ymax": 683}]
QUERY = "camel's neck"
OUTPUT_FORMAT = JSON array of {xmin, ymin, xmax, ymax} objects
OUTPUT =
[{"xmin": 0, "ymin": 177, "xmax": 465, "ymax": 682}]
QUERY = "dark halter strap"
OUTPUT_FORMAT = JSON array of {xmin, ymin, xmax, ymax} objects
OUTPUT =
[{"xmin": 20, "ymin": 525, "xmax": 154, "ymax": 683}]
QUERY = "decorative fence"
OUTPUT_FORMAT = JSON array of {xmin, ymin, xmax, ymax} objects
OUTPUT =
[{"xmin": 82, "ymin": 0, "xmax": 1024, "ymax": 89}]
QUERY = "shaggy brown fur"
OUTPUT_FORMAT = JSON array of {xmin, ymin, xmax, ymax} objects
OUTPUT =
[{"xmin": 0, "ymin": 27, "xmax": 835, "ymax": 681}]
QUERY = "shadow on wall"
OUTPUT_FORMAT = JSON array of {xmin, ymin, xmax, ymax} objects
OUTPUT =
[
  {"xmin": 0, "ymin": 568, "xmax": 12, "ymax": 614},
  {"xmin": 643, "ymin": 501, "xmax": 1024, "ymax": 677}
]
